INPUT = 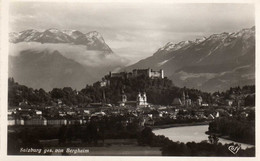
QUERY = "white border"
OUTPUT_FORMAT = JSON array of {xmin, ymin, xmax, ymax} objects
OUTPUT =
[{"xmin": 1, "ymin": 0, "xmax": 259, "ymax": 161}]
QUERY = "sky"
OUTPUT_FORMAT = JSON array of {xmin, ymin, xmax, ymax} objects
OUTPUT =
[{"xmin": 9, "ymin": 2, "xmax": 255, "ymax": 64}]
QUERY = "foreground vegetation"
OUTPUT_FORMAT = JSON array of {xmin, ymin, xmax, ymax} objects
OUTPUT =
[
  {"xmin": 8, "ymin": 119, "xmax": 255, "ymax": 156},
  {"xmin": 208, "ymin": 116, "xmax": 255, "ymax": 145},
  {"xmin": 139, "ymin": 127, "xmax": 254, "ymax": 156}
]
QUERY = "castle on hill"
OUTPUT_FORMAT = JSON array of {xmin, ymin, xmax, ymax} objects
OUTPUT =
[
  {"xmin": 99, "ymin": 68, "xmax": 164, "ymax": 87},
  {"xmin": 109, "ymin": 68, "xmax": 164, "ymax": 79}
]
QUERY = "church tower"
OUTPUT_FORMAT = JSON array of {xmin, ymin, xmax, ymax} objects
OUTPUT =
[
  {"xmin": 121, "ymin": 89, "xmax": 127, "ymax": 103},
  {"xmin": 143, "ymin": 92, "xmax": 147, "ymax": 104},
  {"xmin": 137, "ymin": 92, "xmax": 142, "ymax": 103},
  {"xmin": 182, "ymin": 91, "xmax": 186, "ymax": 106}
]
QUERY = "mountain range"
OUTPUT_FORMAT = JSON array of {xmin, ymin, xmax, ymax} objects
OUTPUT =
[
  {"xmin": 124, "ymin": 26, "xmax": 255, "ymax": 92},
  {"xmin": 9, "ymin": 29, "xmax": 127, "ymax": 90},
  {"xmin": 9, "ymin": 27, "xmax": 255, "ymax": 92},
  {"xmin": 9, "ymin": 28, "xmax": 113, "ymax": 54}
]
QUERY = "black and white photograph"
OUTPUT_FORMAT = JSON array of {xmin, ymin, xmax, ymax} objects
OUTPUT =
[{"xmin": 2, "ymin": 0, "xmax": 258, "ymax": 158}]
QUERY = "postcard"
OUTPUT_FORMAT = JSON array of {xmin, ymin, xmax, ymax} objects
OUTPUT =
[{"xmin": 1, "ymin": 0, "xmax": 259, "ymax": 160}]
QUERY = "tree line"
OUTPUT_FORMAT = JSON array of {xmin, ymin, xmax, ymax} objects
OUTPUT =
[
  {"xmin": 8, "ymin": 76, "xmax": 212, "ymax": 107},
  {"xmin": 208, "ymin": 116, "xmax": 255, "ymax": 145}
]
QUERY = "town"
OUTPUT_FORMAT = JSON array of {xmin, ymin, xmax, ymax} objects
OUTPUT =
[
  {"xmin": 8, "ymin": 69, "xmax": 255, "ymax": 128},
  {"xmin": 7, "ymin": 69, "xmax": 255, "ymax": 156}
]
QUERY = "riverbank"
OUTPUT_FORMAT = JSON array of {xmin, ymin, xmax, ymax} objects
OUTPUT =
[
  {"xmin": 205, "ymin": 131, "xmax": 255, "ymax": 146},
  {"xmin": 151, "ymin": 121, "xmax": 209, "ymax": 130},
  {"xmin": 153, "ymin": 124, "xmax": 254, "ymax": 150}
]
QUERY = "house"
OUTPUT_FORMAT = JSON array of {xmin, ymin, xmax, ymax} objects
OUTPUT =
[
  {"xmin": 15, "ymin": 117, "xmax": 25, "ymax": 125},
  {"xmin": 226, "ymin": 100, "xmax": 233, "ymax": 106},
  {"xmin": 201, "ymin": 103, "xmax": 209, "ymax": 107},
  {"xmin": 35, "ymin": 110, "xmax": 42, "ymax": 115},
  {"xmin": 197, "ymin": 96, "xmax": 203, "ymax": 106},
  {"xmin": 8, "ymin": 109, "xmax": 16, "ymax": 115},
  {"xmin": 8, "ymin": 115, "xmax": 15, "ymax": 126},
  {"xmin": 47, "ymin": 118, "xmax": 67, "ymax": 126},
  {"xmin": 118, "ymin": 90, "xmax": 127, "ymax": 107},
  {"xmin": 24, "ymin": 116, "xmax": 47, "ymax": 126}
]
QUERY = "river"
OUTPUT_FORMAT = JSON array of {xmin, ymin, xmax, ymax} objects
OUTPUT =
[{"xmin": 153, "ymin": 125, "xmax": 254, "ymax": 149}]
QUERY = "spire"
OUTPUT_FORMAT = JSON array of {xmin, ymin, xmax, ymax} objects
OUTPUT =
[
  {"xmin": 186, "ymin": 92, "xmax": 189, "ymax": 99},
  {"xmin": 102, "ymin": 89, "xmax": 106, "ymax": 104},
  {"xmin": 182, "ymin": 91, "xmax": 186, "ymax": 100}
]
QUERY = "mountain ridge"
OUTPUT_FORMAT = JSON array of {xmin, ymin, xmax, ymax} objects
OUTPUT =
[
  {"xmin": 124, "ymin": 26, "xmax": 255, "ymax": 92},
  {"xmin": 9, "ymin": 29, "xmax": 128, "ymax": 91},
  {"xmin": 9, "ymin": 28, "xmax": 113, "ymax": 54}
]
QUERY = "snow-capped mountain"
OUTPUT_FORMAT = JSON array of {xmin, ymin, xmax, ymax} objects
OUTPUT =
[
  {"xmin": 124, "ymin": 26, "xmax": 255, "ymax": 92},
  {"xmin": 9, "ymin": 28, "xmax": 113, "ymax": 54},
  {"xmin": 62, "ymin": 29, "xmax": 84, "ymax": 40},
  {"xmin": 74, "ymin": 31, "xmax": 113, "ymax": 53},
  {"xmin": 9, "ymin": 29, "xmax": 129, "ymax": 90},
  {"xmin": 155, "ymin": 40, "xmax": 195, "ymax": 55}
]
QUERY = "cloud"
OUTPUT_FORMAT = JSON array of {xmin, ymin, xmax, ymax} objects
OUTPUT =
[
  {"xmin": 9, "ymin": 2, "xmax": 255, "ymax": 63},
  {"xmin": 9, "ymin": 42, "xmax": 130, "ymax": 67}
]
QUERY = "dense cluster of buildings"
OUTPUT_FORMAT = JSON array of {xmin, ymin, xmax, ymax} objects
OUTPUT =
[
  {"xmin": 117, "ymin": 90, "xmax": 204, "ymax": 108},
  {"xmin": 172, "ymin": 92, "xmax": 204, "ymax": 107},
  {"xmin": 7, "ymin": 87, "xmax": 210, "ymax": 126},
  {"xmin": 8, "ymin": 85, "xmax": 253, "ymax": 127},
  {"xmin": 8, "ymin": 107, "xmax": 88, "ymax": 126},
  {"xmin": 8, "ymin": 104, "xmax": 216, "ymax": 127},
  {"xmin": 8, "ymin": 89, "xmax": 246, "ymax": 127}
]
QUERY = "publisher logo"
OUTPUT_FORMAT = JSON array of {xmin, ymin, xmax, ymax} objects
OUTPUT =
[{"xmin": 228, "ymin": 144, "xmax": 241, "ymax": 154}]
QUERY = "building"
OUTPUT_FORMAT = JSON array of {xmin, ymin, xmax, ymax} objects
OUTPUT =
[
  {"xmin": 172, "ymin": 98, "xmax": 182, "ymax": 106},
  {"xmin": 137, "ymin": 92, "xmax": 148, "ymax": 107},
  {"xmin": 47, "ymin": 118, "xmax": 67, "ymax": 126},
  {"xmin": 119, "ymin": 90, "xmax": 127, "ymax": 106},
  {"xmin": 133, "ymin": 68, "xmax": 164, "ymax": 79},
  {"xmin": 180, "ymin": 92, "xmax": 192, "ymax": 107},
  {"xmin": 35, "ymin": 110, "xmax": 42, "ymax": 115},
  {"xmin": 100, "ymin": 79, "xmax": 109, "ymax": 87},
  {"xmin": 185, "ymin": 93, "xmax": 192, "ymax": 106},
  {"xmin": 182, "ymin": 92, "xmax": 186, "ymax": 106},
  {"xmin": 197, "ymin": 96, "xmax": 203, "ymax": 106},
  {"xmin": 8, "ymin": 115, "xmax": 15, "ymax": 126},
  {"xmin": 24, "ymin": 116, "xmax": 47, "ymax": 126},
  {"xmin": 108, "ymin": 68, "xmax": 164, "ymax": 80},
  {"xmin": 118, "ymin": 91, "xmax": 149, "ymax": 108},
  {"xmin": 226, "ymin": 100, "xmax": 233, "ymax": 106}
]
